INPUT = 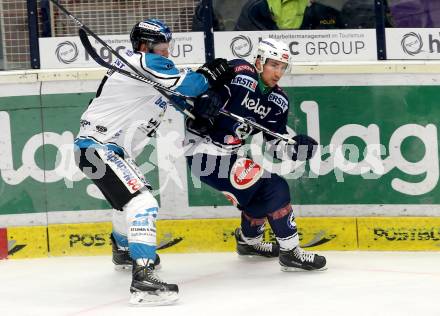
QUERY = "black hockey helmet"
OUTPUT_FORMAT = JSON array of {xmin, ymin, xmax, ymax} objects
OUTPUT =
[{"xmin": 130, "ymin": 18, "xmax": 172, "ymax": 51}]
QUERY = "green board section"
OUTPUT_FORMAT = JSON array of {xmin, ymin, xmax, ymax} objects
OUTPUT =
[
  {"xmin": 188, "ymin": 86, "xmax": 440, "ymax": 206},
  {"xmin": 0, "ymin": 93, "xmax": 159, "ymax": 215},
  {"xmin": 1, "ymin": 86, "xmax": 439, "ymax": 215}
]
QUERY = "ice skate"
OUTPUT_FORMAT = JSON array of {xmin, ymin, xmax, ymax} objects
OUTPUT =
[
  {"xmin": 129, "ymin": 260, "xmax": 179, "ymax": 306},
  {"xmin": 235, "ymin": 228, "xmax": 279, "ymax": 258},
  {"xmin": 110, "ymin": 234, "xmax": 160, "ymax": 271},
  {"xmin": 279, "ymin": 246, "xmax": 327, "ymax": 272}
]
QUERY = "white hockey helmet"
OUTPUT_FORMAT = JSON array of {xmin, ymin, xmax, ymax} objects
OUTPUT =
[{"xmin": 254, "ymin": 38, "xmax": 291, "ymax": 70}]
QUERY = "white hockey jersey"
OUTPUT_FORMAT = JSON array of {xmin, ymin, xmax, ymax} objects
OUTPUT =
[{"xmin": 75, "ymin": 48, "xmax": 208, "ymax": 157}]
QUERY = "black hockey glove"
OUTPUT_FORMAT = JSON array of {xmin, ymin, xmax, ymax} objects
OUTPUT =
[
  {"xmin": 196, "ymin": 58, "xmax": 234, "ymax": 88},
  {"xmin": 192, "ymin": 90, "xmax": 224, "ymax": 120},
  {"xmin": 287, "ymin": 135, "xmax": 318, "ymax": 161}
]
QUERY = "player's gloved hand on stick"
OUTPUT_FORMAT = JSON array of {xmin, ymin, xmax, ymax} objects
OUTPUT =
[
  {"xmin": 287, "ymin": 134, "xmax": 318, "ymax": 161},
  {"xmin": 197, "ymin": 58, "xmax": 234, "ymax": 88},
  {"xmin": 192, "ymin": 90, "xmax": 224, "ymax": 120}
]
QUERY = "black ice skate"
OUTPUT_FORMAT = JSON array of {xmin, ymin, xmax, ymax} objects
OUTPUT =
[
  {"xmin": 279, "ymin": 246, "xmax": 327, "ymax": 271},
  {"xmin": 110, "ymin": 234, "xmax": 160, "ymax": 270},
  {"xmin": 234, "ymin": 228, "xmax": 279, "ymax": 258},
  {"xmin": 129, "ymin": 260, "xmax": 179, "ymax": 306}
]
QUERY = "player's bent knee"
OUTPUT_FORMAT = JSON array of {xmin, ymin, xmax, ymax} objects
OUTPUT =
[{"xmin": 246, "ymin": 175, "xmax": 291, "ymax": 217}]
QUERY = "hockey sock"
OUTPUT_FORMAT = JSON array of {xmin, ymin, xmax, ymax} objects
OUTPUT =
[
  {"xmin": 128, "ymin": 207, "xmax": 157, "ymax": 261},
  {"xmin": 266, "ymin": 204, "xmax": 299, "ymax": 251},
  {"xmin": 240, "ymin": 211, "xmax": 266, "ymax": 245},
  {"xmin": 112, "ymin": 231, "xmax": 129, "ymax": 249},
  {"xmin": 124, "ymin": 193, "xmax": 159, "ymax": 261}
]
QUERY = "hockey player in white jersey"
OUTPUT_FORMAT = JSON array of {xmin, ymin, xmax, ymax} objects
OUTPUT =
[{"xmin": 74, "ymin": 18, "xmax": 231, "ymax": 305}]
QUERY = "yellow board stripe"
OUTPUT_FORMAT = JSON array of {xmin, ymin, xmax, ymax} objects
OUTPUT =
[
  {"xmin": 7, "ymin": 226, "xmax": 48, "ymax": 259},
  {"xmin": 358, "ymin": 217, "xmax": 440, "ymax": 251},
  {"xmin": 4, "ymin": 217, "xmax": 440, "ymax": 259},
  {"xmin": 48, "ymin": 222, "xmax": 112, "ymax": 256}
]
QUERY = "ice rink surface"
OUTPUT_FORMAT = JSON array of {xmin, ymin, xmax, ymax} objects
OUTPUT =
[{"xmin": 1, "ymin": 251, "xmax": 439, "ymax": 316}]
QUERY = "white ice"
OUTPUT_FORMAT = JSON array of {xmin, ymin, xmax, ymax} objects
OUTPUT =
[{"xmin": 1, "ymin": 252, "xmax": 439, "ymax": 316}]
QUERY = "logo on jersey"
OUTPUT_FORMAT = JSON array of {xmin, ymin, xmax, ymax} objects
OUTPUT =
[
  {"xmin": 231, "ymin": 75, "xmax": 257, "ymax": 92},
  {"xmin": 234, "ymin": 64, "xmax": 255, "ymax": 73},
  {"xmin": 233, "ymin": 121, "xmax": 253, "ymax": 140},
  {"xmin": 80, "ymin": 119, "xmax": 90, "ymax": 128},
  {"xmin": 287, "ymin": 211, "xmax": 297, "ymax": 230},
  {"xmin": 99, "ymin": 149, "xmax": 145, "ymax": 194},
  {"xmin": 222, "ymin": 191, "xmax": 239, "ymax": 207},
  {"xmin": 241, "ymin": 91, "xmax": 271, "ymax": 119},
  {"xmin": 141, "ymin": 118, "xmax": 162, "ymax": 137},
  {"xmin": 154, "ymin": 96, "xmax": 168, "ymax": 109},
  {"xmin": 268, "ymin": 93, "xmax": 288, "ymax": 113},
  {"xmin": 95, "ymin": 125, "xmax": 108, "ymax": 134},
  {"xmin": 230, "ymin": 158, "xmax": 263, "ymax": 190}
]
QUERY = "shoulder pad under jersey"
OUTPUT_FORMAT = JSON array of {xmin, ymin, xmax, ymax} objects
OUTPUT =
[{"xmin": 143, "ymin": 53, "xmax": 179, "ymax": 76}]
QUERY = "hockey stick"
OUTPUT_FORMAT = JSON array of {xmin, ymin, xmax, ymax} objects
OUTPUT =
[
  {"xmin": 49, "ymin": 0, "xmax": 195, "ymax": 119},
  {"xmin": 79, "ymin": 30, "xmax": 294, "ymax": 145},
  {"xmin": 51, "ymin": 0, "xmax": 294, "ymax": 145}
]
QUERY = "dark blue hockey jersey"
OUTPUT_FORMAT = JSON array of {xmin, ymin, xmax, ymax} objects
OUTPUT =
[{"xmin": 184, "ymin": 59, "xmax": 290, "ymax": 156}]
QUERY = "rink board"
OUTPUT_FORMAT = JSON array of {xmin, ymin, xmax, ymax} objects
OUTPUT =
[
  {"xmin": 3, "ymin": 69, "xmax": 440, "ymax": 226},
  {"xmin": 2, "ymin": 66, "xmax": 440, "ymax": 259},
  {"xmin": 41, "ymin": 217, "xmax": 357, "ymax": 257},
  {"xmin": 0, "ymin": 226, "xmax": 48, "ymax": 259},
  {"xmin": 358, "ymin": 217, "xmax": 440, "ymax": 250},
  {"xmin": 2, "ymin": 217, "xmax": 440, "ymax": 259}
]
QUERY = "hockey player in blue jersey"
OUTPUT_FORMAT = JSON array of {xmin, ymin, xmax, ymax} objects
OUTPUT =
[
  {"xmin": 74, "ymin": 19, "xmax": 231, "ymax": 305},
  {"xmin": 185, "ymin": 38, "xmax": 327, "ymax": 272}
]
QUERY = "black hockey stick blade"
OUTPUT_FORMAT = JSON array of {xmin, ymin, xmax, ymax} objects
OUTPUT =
[{"xmin": 78, "ymin": 29, "xmax": 113, "ymax": 70}]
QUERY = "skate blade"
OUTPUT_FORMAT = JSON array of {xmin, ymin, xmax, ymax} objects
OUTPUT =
[
  {"xmin": 114, "ymin": 264, "xmax": 132, "ymax": 271},
  {"xmin": 280, "ymin": 265, "xmax": 328, "ymax": 272},
  {"xmin": 129, "ymin": 291, "xmax": 178, "ymax": 306},
  {"xmin": 237, "ymin": 253, "xmax": 277, "ymax": 260},
  {"xmin": 114, "ymin": 263, "xmax": 161, "ymax": 272}
]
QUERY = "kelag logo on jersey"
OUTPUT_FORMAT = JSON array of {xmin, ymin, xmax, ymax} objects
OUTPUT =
[
  {"xmin": 268, "ymin": 92, "xmax": 288, "ymax": 113},
  {"xmin": 231, "ymin": 74, "xmax": 257, "ymax": 92},
  {"xmin": 241, "ymin": 91, "xmax": 271, "ymax": 119}
]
